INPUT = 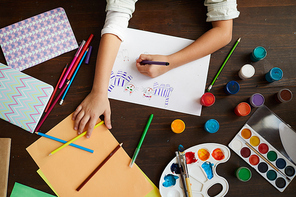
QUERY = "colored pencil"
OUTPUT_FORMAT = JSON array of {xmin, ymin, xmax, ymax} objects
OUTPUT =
[
  {"xmin": 76, "ymin": 143, "xmax": 123, "ymax": 191},
  {"xmin": 60, "ymin": 48, "xmax": 89, "ymax": 105},
  {"xmin": 49, "ymin": 121, "xmax": 104, "ymax": 156},
  {"xmin": 59, "ymin": 40, "xmax": 86, "ymax": 89},
  {"xmin": 140, "ymin": 60, "xmax": 169, "ymax": 66},
  {"xmin": 238, "ymin": 135, "xmax": 290, "ymax": 182},
  {"xmin": 207, "ymin": 37, "xmax": 241, "ymax": 92},
  {"xmin": 67, "ymin": 34, "xmax": 93, "ymax": 81},
  {"xmin": 35, "ymin": 132, "xmax": 94, "ymax": 153},
  {"xmin": 45, "ymin": 64, "xmax": 68, "ymax": 112},
  {"xmin": 129, "ymin": 114, "xmax": 153, "ymax": 167},
  {"xmin": 34, "ymin": 81, "xmax": 70, "ymax": 132}
]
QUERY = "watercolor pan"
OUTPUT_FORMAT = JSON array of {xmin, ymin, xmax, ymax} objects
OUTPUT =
[
  {"xmin": 229, "ymin": 124, "xmax": 296, "ymax": 192},
  {"xmin": 159, "ymin": 143, "xmax": 230, "ymax": 197}
]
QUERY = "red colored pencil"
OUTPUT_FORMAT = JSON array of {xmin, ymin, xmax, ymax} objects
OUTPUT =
[
  {"xmin": 67, "ymin": 34, "xmax": 93, "ymax": 81},
  {"xmin": 76, "ymin": 143, "xmax": 123, "ymax": 191},
  {"xmin": 45, "ymin": 64, "xmax": 68, "ymax": 112},
  {"xmin": 35, "ymin": 81, "xmax": 70, "ymax": 132}
]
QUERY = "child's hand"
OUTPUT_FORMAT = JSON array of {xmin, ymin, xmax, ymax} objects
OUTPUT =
[
  {"xmin": 72, "ymin": 91, "xmax": 112, "ymax": 138},
  {"xmin": 136, "ymin": 54, "xmax": 171, "ymax": 78}
]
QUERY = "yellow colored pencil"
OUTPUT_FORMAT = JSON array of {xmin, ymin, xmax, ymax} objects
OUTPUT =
[{"xmin": 49, "ymin": 121, "xmax": 104, "ymax": 156}]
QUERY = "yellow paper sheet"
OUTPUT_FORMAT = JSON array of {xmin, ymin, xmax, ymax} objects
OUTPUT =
[
  {"xmin": 38, "ymin": 168, "xmax": 161, "ymax": 197},
  {"xmin": 26, "ymin": 114, "xmax": 153, "ymax": 197}
]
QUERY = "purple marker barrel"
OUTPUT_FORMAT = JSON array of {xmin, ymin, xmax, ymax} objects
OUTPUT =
[
  {"xmin": 249, "ymin": 93, "xmax": 265, "ymax": 107},
  {"xmin": 85, "ymin": 46, "xmax": 92, "ymax": 64}
]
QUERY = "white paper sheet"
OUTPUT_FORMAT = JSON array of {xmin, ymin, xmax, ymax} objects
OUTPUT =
[{"xmin": 108, "ymin": 28, "xmax": 210, "ymax": 116}]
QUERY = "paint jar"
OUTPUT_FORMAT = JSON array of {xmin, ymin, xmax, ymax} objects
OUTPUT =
[
  {"xmin": 204, "ymin": 119, "xmax": 219, "ymax": 133},
  {"xmin": 171, "ymin": 119, "xmax": 185, "ymax": 134},
  {"xmin": 276, "ymin": 89, "xmax": 293, "ymax": 103},
  {"xmin": 234, "ymin": 102, "xmax": 251, "ymax": 116},
  {"xmin": 200, "ymin": 92, "xmax": 215, "ymax": 107},
  {"xmin": 238, "ymin": 64, "xmax": 255, "ymax": 79},
  {"xmin": 249, "ymin": 93, "xmax": 265, "ymax": 107},
  {"xmin": 225, "ymin": 81, "xmax": 240, "ymax": 95},
  {"xmin": 265, "ymin": 67, "xmax": 283, "ymax": 82},
  {"xmin": 250, "ymin": 46, "xmax": 267, "ymax": 62},
  {"xmin": 236, "ymin": 167, "xmax": 252, "ymax": 182}
]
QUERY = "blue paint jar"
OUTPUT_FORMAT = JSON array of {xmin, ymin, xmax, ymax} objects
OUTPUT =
[
  {"xmin": 204, "ymin": 119, "xmax": 219, "ymax": 133},
  {"xmin": 225, "ymin": 81, "xmax": 240, "ymax": 94},
  {"xmin": 250, "ymin": 46, "xmax": 267, "ymax": 62},
  {"xmin": 265, "ymin": 67, "xmax": 283, "ymax": 82}
]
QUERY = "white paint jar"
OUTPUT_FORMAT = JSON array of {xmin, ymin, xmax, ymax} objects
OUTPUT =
[{"xmin": 238, "ymin": 64, "xmax": 255, "ymax": 79}]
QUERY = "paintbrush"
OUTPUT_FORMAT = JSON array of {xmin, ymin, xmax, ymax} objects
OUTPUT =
[
  {"xmin": 178, "ymin": 145, "xmax": 193, "ymax": 197},
  {"xmin": 237, "ymin": 135, "xmax": 290, "ymax": 182},
  {"xmin": 175, "ymin": 151, "xmax": 189, "ymax": 197}
]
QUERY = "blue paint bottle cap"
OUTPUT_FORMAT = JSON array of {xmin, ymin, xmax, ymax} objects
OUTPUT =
[
  {"xmin": 204, "ymin": 119, "xmax": 219, "ymax": 133},
  {"xmin": 265, "ymin": 67, "xmax": 283, "ymax": 82},
  {"xmin": 251, "ymin": 46, "xmax": 267, "ymax": 62},
  {"xmin": 225, "ymin": 81, "xmax": 240, "ymax": 94}
]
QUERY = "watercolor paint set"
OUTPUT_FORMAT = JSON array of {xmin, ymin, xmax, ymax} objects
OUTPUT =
[
  {"xmin": 229, "ymin": 105, "xmax": 296, "ymax": 192},
  {"xmin": 159, "ymin": 143, "xmax": 230, "ymax": 197}
]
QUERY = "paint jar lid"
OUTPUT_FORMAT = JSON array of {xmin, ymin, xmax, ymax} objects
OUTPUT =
[
  {"xmin": 171, "ymin": 119, "xmax": 185, "ymax": 134},
  {"xmin": 250, "ymin": 93, "xmax": 265, "ymax": 107},
  {"xmin": 277, "ymin": 88, "xmax": 293, "ymax": 103},
  {"xmin": 235, "ymin": 102, "xmax": 251, "ymax": 116},
  {"xmin": 225, "ymin": 81, "xmax": 240, "ymax": 94},
  {"xmin": 265, "ymin": 67, "xmax": 283, "ymax": 82},
  {"xmin": 204, "ymin": 119, "xmax": 219, "ymax": 133},
  {"xmin": 236, "ymin": 167, "xmax": 252, "ymax": 182},
  {"xmin": 239, "ymin": 64, "xmax": 255, "ymax": 79},
  {"xmin": 251, "ymin": 46, "xmax": 267, "ymax": 61},
  {"xmin": 200, "ymin": 92, "xmax": 215, "ymax": 107}
]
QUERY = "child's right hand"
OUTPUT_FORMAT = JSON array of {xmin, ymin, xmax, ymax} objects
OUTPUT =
[
  {"xmin": 72, "ymin": 91, "xmax": 112, "ymax": 138},
  {"xmin": 136, "ymin": 54, "xmax": 172, "ymax": 78}
]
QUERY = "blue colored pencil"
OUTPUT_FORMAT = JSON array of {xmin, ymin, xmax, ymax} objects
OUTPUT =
[
  {"xmin": 35, "ymin": 132, "xmax": 94, "ymax": 153},
  {"xmin": 60, "ymin": 48, "xmax": 89, "ymax": 105}
]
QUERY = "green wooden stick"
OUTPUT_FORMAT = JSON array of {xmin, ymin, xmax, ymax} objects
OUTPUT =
[{"xmin": 207, "ymin": 38, "xmax": 241, "ymax": 92}]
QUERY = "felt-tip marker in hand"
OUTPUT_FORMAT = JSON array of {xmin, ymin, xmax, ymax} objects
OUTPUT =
[
  {"xmin": 140, "ymin": 60, "xmax": 169, "ymax": 66},
  {"xmin": 129, "ymin": 114, "xmax": 154, "ymax": 167}
]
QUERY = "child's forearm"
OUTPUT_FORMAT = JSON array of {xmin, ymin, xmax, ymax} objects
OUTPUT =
[
  {"xmin": 91, "ymin": 33, "xmax": 122, "ymax": 95},
  {"xmin": 168, "ymin": 20, "xmax": 233, "ymax": 69}
]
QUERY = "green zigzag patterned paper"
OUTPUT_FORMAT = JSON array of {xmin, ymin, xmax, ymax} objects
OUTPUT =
[{"xmin": 0, "ymin": 63, "xmax": 53, "ymax": 133}]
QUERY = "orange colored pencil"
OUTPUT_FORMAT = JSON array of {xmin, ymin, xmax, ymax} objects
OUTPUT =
[{"xmin": 44, "ymin": 64, "xmax": 68, "ymax": 112}]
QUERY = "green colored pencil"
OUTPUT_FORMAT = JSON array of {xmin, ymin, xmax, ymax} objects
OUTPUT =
[
  {"xmin": 207, "ymin": 37, "xmax": 241, "ymax": 92},
  {"xmin": 129, "ymin": 114, "xmax": 154, "ymax": 167}
]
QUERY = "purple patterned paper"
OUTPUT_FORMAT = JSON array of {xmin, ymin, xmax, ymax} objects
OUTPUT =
[{"xmin": 0, "ymin": 7, "xmax": 78, "ymax": 71}]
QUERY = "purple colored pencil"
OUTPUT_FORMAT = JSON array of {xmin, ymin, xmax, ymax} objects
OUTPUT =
[
  {"xmin": 85, "ymin": 46, "xmax": 92, "ymax": 64},
  {"xmin": 140, "ymin": 60, "xmax": 169, "ymax": 66}
]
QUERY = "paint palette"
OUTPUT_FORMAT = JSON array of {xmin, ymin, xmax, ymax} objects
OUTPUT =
[
  {"xmin": 229, "ymin": 125, "xmax": 296, "ymax": 191},
  {"xmin": 159, "ymin": 143, "xmax": 230, "ymax": 197}
]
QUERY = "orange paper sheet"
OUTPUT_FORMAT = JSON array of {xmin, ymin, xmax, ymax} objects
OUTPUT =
[{"xmin": 26, "ymin": 115, "xmax": 153, "ymax": 197}]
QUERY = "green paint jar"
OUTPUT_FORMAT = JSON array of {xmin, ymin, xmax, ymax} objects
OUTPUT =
[{"xmin": 236, "ymin": 167, "xmax": 252, "ymax": 182}]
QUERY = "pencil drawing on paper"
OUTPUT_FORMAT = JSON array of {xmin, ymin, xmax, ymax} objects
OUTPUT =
[{"xmin": 116, "ymin": 48, "xmax": 130, "ymax": 62}]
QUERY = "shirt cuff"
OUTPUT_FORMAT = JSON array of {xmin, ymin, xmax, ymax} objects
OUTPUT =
[
  {"xmin": 101, "ymin": 11, "xmax": 131, "ymax": 42},
  {"xmin": 205, "ymin": 0, "xmax": 240, "ymax": 22}
]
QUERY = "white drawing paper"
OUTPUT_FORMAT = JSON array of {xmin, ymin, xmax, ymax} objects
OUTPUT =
[{"xmin": 108, "ymin": 28, "xmax": 210, "ymax": 116}]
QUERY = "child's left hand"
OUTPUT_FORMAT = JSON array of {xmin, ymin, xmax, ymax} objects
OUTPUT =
[{"xmin": 136, "ymin": 54, "xmax": 172, "ymax": 78}]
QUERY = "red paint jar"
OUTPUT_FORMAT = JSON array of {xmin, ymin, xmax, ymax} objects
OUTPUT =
[{"xmin": 200, "ymin": 92, "xmax": 215, "ymax": 107}]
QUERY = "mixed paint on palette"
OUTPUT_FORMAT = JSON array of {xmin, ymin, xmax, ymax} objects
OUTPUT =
[{"xmin": 159, "ymin": 143, "xmax": 231, "ymax": 197}]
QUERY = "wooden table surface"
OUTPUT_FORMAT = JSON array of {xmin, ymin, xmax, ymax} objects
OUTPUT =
[{"xmin": 1, "ymin": 0, "xmax": 296, "ymax": 196}]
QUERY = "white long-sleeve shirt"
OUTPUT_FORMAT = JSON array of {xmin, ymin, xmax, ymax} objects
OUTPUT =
[{"xmin": 102, "ymin": 0, "xmax": 240, "ymax": 41}]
